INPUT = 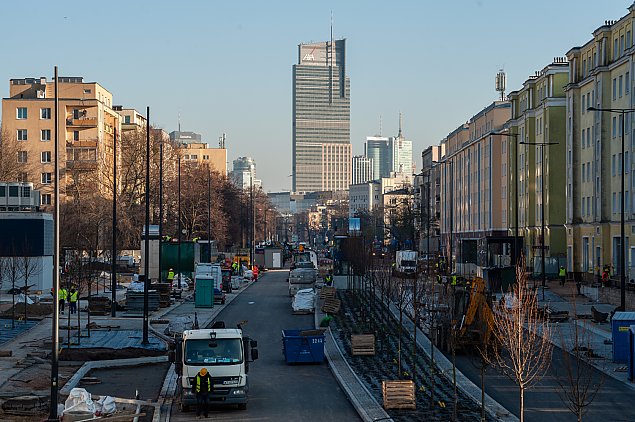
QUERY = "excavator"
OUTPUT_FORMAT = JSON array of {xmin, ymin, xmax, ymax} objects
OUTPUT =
[{"xmin": 448, "ymin": 277, "xmax": 495, "ymax": 351}]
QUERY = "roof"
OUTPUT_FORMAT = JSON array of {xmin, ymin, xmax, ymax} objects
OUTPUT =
[{"xmin": 612, "ymin": 312, "xmax": 635, "ymax": 321}]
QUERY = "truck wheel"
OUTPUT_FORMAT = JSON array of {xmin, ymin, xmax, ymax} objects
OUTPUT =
[{"xmin": 238, "ymin": 403, "xmax": 247, "ymax": 410}]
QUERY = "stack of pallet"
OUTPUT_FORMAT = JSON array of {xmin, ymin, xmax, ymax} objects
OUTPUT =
[
  {"xmin": 320, "ymin": 297, "xmax": 341, "ymax": 314},
  {"xmin": 382, "ymin": 380, "xmax": 416, "ymax": 410},
  {"xmin": 153, "ymin": 283, "xmax": 172, "ymax": 307},
  {"xmin": 351, "ymin": 334, "xmax": 376, "ymax": 356},
  {"xmin": 88, "ymin": 297, "xmax": 111, "ymax": 316},
  {"xmin": 320, "ymin": 286, "xmax": 336, "ymax": 299},
  {"xmin": 125, "ymin": 291, "xmax": 161, "ymax": 315}
]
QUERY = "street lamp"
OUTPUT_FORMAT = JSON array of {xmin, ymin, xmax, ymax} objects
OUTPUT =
[
  {"xmin": 493, "ymin": 130, "xmax": 521, "ymax": 263},
  {"xmin": 519, "ymin": 141, "xmax": 558, "ymax": 298},
  {"xmin": 588, "ymin": 106, "xmax": 635, "ymax": 311}
]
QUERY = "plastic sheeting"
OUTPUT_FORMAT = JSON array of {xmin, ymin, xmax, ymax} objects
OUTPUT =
[{"xmin": 292, "ymin": 288, "xmax": 315, "ymax": 312}]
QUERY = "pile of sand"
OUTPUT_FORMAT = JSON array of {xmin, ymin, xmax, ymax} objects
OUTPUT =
[{"xmin": 0, "ymin": 303, "xmax": 53, "ymax": 318}]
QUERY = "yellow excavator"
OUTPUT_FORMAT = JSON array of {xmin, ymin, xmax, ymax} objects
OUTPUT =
[{"xmin": 453, "ymin": 277, "xmax": 495, "ymax": 350}]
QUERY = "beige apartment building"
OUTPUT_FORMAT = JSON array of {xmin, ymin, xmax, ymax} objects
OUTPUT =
[
  {"xmin": 438, "ymin": 101, "xmax": 511, "ymax": 274},
  {"xmin": 566, "ymin": 7, "xmax": 635, "ymax": 278},
  {"xmin": 507, "ymin": 59, "xmax": 568, "ymax": 272},
  {"xmin": 182, "ymin": 143, "xmax": 227, "ymax": 175},
  {"xmin": 1, "ymin": 76, "xmax": 120, "ymax": 207}
]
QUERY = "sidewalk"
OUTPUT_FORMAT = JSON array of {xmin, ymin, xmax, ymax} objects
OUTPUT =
[{"xmin": 537, "ymin": 279, "xmax": 635, "ymax": 390}]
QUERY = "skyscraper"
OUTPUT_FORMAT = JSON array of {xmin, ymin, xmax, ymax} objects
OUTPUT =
[
  {"xmin": 351, "ymin": 155, "xmax": 374, "ymax": 185},
  {"xmin": 292, "ymin": 37, "xmax": 351, "ymax": 193},
  {"xmin": 364, "ymin": 116, "xmax": 413, "ymax": 181}
]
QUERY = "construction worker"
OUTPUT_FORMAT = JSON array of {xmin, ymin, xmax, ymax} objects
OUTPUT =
[
  {"xmin": 252, "ymin": 265, "xmax": 259, "ymax": 281},
  {"xmin": 59, "ymin": 286, "xmax": 67, "ymax": 314},
  {"xmin": 559, "ymin": 266, "xmax": 567, "ymax": 286},
  {"xmin": 69, "ymin": 287, "xmax": 78, "ymax": 314},
  {"xmin": 167, "ymin": 268, "xmax": 175, "ymax": 283},
  {"xmin": 451, "ymin": 274, "xmax": 457, "ymax": 286},
  {"xmin": 324, "ymin": 272, "xmax": 333, "ymax": 287},
  {"xmin": 193, "ymin": 367, "xmax": 213, "ymax": 418},
  {"xmin": 435, "ymin": 274, "xmax": 441, "ymax": 284}
]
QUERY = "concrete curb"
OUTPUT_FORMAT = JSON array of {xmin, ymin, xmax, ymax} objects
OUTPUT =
[
  {"xmin": 384, "ymin": 300, "xmax": 518, "ymax": 422},
  {"xmin": 315, "ymin": 300, "xmax": 393, "ymax": 422}
]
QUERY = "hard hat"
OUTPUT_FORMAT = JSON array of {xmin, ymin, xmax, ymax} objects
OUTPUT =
[{"xmin": 200, "ymin": 368, "xmax": 208, "ymax": 376}]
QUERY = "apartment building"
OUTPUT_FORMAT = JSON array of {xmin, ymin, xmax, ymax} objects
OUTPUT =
[
  {"xmin": 507, "ymin": 59, "xmax": 568, "ymax": 271},
  {"xmin": 438, "ymin": 101, "xmax": 511, "ymax": 273},
  {"xmin": 182, "ymin": 143, "xmax": 227, "ymax": 175},
  {"xmin": 1, "ymin": 76, "xmax": 121, "ymax": 207},
  {"xmin": 566, "ymin": 8, "xmax": 635, "ymax": 277}
]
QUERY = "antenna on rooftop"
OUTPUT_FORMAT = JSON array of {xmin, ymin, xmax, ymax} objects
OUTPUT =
[
  {"xmin": 379, "ymin": 115, "xmax": 383, "ymax": 136},
  {"xmin": 398, "ymin": 112, "xmax": 403, "ymax": 138},
  {"xmin": 495, "ymin": 69, "xmax": 507, "ymax": 101},
  {"xmin": 219, "ymin": 133, "xmax": 226, "ymax": 149}
]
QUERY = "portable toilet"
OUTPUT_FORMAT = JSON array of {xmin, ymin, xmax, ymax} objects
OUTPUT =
[
  {"xmin": 629, "ymin": 326, "xmax": 635, "ymax": 382},
  {"xmin": 194, "ymin": 274, "xmax": 214, "ymax": 308},
  {"xmin": 612, "ymin": 312, "xmax": 635, "ymax": 363}
]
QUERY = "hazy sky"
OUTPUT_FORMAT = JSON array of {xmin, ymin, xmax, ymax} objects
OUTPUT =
[{"xmin": 0, "ymin": 1, "xmax": 630, "ymax": 191}]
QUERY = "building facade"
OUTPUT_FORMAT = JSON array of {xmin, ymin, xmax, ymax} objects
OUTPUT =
[
  {"xmin": 439, "ymin": 101, "xmax": 511, "ymax": 274},
  {"xmin": 230, "ymin": 156, "xmax": 260, "ymax": 190},
  {"xmin": 351, "ymin": 155, "xmax": 374, "ymax": 185},
  {"xmin": 182, "ymin": 143, "xmax": 227, "ymax": 175},
  {"xmin": 565, "ymin": 8, "xmax": 635, "ymax": 278},
  {"xmin": 349, "ymin": 181, "xmax": 381, "ymax": 217},
  {"xmin": 365, "ymin": 134, "xmax": 413, "ymax": 181},
  {"xmin": 1, "ymin": 76, "xmax": 121, "ymax": 207},
  {"xmin": 508, "ymin": 59, "xmax": 568, "ymax": 272},
  {"xmin": 292, "ymin": 39, "xmax": 351, "ymax": 193}
]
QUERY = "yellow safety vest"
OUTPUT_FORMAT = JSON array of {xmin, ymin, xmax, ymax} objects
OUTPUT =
[
  {"xmin": 69, "ymin": 291, "xmax": 78, "ymax": 302},
  {"xmin": 559, "ymin": 268, "xmax": 566, "ymax": 277},
  {"xmin": 167, "ymin": 271, "xmax": 175, "ymax": 280},
  {"xmin": 195, "ymin": 374, "xmax": 211, "ymax": 393},
  {"xmin": 58, "ymin": 289, "xmax": 67, "ymax": 300}
]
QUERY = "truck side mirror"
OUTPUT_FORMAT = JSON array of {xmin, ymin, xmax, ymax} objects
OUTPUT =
[
  {"xmin": 250, "ymin": 340, "xmax": 258, "ymax": 348},
  {"xmin": 251, "ymin": 348, "xmax": 259, "ymax": 360}
]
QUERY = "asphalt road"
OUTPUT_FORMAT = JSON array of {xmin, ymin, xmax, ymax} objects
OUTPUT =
[
  {"xmin": 455, "ymin": 347, "xmax": 635, "ymax": 421},
  {"xmin": 171, "ymin": 269, "xmax": 359, "ymax": 421}
]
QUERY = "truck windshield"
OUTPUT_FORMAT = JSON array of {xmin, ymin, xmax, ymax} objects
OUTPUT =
[
  {"xmin": 184, "ymin": 338, "xmax": 243, "ymax": 365},
  {"xmin": 401, "ymin": 260, "xmax": 416, "ymax": 267}
]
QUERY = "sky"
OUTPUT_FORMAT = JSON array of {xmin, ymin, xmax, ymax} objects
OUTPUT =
[{"xmin": 0, "ymin": 0, "xmax": 631, "ymax": 191}]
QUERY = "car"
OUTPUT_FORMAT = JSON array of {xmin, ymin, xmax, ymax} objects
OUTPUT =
[{"xmin": 214, "ymin": 288, "xmax": 226, "ymax": 304}]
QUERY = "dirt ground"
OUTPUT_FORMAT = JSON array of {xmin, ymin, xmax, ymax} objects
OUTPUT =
[{"xmin": 0, "ymin": 303, "xmax": 53, "ymax": 319}]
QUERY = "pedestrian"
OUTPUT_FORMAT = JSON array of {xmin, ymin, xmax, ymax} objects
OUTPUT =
[
  {"xmin": 252, "ymin": 265, "xmax": 259, "ymax": 281},
  {"xmin": 69, "ymin": 287, "xmax": 78, "ymax": 314},
  {"xmin": 559, "ymin": 266, "xmax": 566, "ymax": 286},
  {"xmin": 324, "ymin": 272, "xmax": 333, "ymax": 287},
  {"xmin": 193, "ymin": 367, "xmax": 212, "ymax": 418},
  {"xmin": 167, "ymin": 268, "xmax": 175, "ymax": 283}
]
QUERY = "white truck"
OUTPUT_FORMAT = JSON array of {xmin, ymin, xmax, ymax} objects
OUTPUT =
[
  {"xmin": 395, "ymin": 250, "xmax": 418, "ymax": 276},
  {"xmin": 170, "ymin": 322, "xmax": 259, "ymax": 411}
]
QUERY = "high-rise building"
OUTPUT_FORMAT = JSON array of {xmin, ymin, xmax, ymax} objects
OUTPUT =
[
  {"xmin": 1, "ymin": 76, "xmax": 121, "ymax": 207},
  {"xmin": 231, "ymin": 156, "xmax": 260, "ymax": 190},
  {"xmin": 365, "ymin": 119, "xmax": 413, "ymax": 181},
  {"xmin": 169, "ymin": 131, "xmax": 202, "ymax": 145},
  {"xmin": 292, "ymin": 38, "xmax": 351, "ymax": 193},
  {"xmin": 351, "ymin": 155, "xmax": 374, "ymax": 185}
]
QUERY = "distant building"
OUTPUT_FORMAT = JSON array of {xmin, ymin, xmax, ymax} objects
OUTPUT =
[
  {"xmin": 349, "ymin": 181, "xmax": 381, "ymax": 217},
  {"xmin": 351, "ymin": 155, "xmax": 374, "ymax": 185},
  {"xmin": 169, "ymin": 131, "xmax": 202, "ymax": 145},
  {"xmin": 365, "ymin": 121, "xmax": 413, "ymax": 182},
  {"xmin": 182, "ymin": 143, "xmax": 227, "ymax": 175},
  {"xmin": 292, "ymin": 38, "xmax": 351, "ymax": 193},
  {"xmin": 113, "ymin": 106, "xmax": 146, "ymax": 132},
  {"xmin": 231, "ymin": 157, "xmax": 260, "ymax": 190}
]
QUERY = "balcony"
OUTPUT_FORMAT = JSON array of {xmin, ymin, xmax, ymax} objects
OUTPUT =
[
  {"xmin": 66, "ymin": 160, "xmax": 98, "ymax": 171},
  {"xmin": 66, "ymin": 117, "xmax": 98, "ymax": 128},
  {"xmin": 66, "ymin": 138, "xmax": 98, "ymax": 148}
]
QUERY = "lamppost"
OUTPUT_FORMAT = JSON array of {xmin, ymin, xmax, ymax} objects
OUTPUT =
[
  {"xmin": 588, "ymin": 106, "xmax": 635, "ymax": 311},
  {"xmin": 519, "ymin": 141, "xmax": 558, "ymax": 298},
  {"xmin": 493, "ymin": 130, "xmax": 521, "ymax": 263}
]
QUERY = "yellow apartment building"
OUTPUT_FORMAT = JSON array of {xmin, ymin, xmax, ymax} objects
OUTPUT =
[
  {"xmin": 1, "ymin": 76, "xmax": 120, "ymax": 207},
  {"xmin": 182, "ymin": 142, "xmax": 227, "ymax": 175},
  {"xmin": 566, "ymin": 7, "xmax": 635, "ymax": 279}
]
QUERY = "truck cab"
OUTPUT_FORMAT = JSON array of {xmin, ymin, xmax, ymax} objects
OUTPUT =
[{"xmin": 171, "ymin": 325, "xmax": 258, "ymax": 411}]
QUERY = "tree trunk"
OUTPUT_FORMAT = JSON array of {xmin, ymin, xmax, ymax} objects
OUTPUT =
[{"xmin": 519, "ymin": 386, "xmax": 524, "ymax": 422}]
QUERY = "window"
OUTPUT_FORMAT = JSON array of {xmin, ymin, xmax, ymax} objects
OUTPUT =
[
  {"xmin": 40, "ymin": 108, "xmax": 51, "ymax": 119},
  {"xmin": 587, "ymin": 197, "xmax": 591, "ymax": 216},
  {"xmin": 582, "ymin": 197, "xmax": 585, "ymax": 216},
  {"xmin": 620, "ymin": 75, "xmax": 623, "ymax": 97},
  {"xmin": 614, "ymin": 192, "xmax": 617, "ymax": 212},
  {"xmin": 613, "ymin": 116, "xmax": 617, "ymax": 138},
  {"xmin": 41, "ymin": 151, "xmax": 51, "ymax": 163},
  {"xmin": 615, "ymin": 38, "xmax": 619, "ymax": 60},
  {"xmin": 614, "ymin": 78, "xmax": 617, "ymax": 99},
  {"xmin": 628, "ymin": 72, "xmax": 631, "ymax": 94},
  {"xmin": 621, "ymin": 35, "xmax": 625, "ymax": 55},
  {"xmin": 17, "ymin": 172, "xmax": 27, "ymax": 183},
  {"xmin": 41, "ymin": 173, "xmax": 52, "ymax": 184},
  {"xmin": 9, "ymin": 186, "xmax": 18, "ymax": 197},
  {"xmin": 16, "ymin": 107, "xmax": 27, "ymax": 119},
  {"xmin": 203, "ymin": 155, "xmax": 209, "ymax": 160},
  {"xmin": 582, "ymin": 129, "xmax": 586, "ymax": 148},
  {"xmin": 587, "ymin": 128, "xmax": 591, "ymax": 148},
  {"xmin": 41, "ymin": 194, "xmax": 51, "ymax": 205},
  {"xmin": 41, "ymin": 129, "xmax": 51, "ymax": 141},
  {"xmin": 17, "ymin": 129, "xmax": 27, "ymax": 141},
  {"xmin": 587, "ymin": 93, "xmax": 590, "ymax": 110},
  {"xmin": 73, "ymin": 131, "xmax": 79, "ymax": 141},
  {"xmin": 17, "ymin": 151, "xmax": 27, "ymax": 163},
  {"xmin": 124, "ymin": 115, "xmax": 131, "ymax": 124},
  {"xmin": 613, "ymin": 154, "xmax": 617, "ymax": 176},
  {"xmin": 629, "ymin": 31, "xmax": 632, "ymax": 48},
  {"xmin": 83, "ymin": 89, "xmax": 91, "ymax": 94},
  {"xmin": 191, "ymin": 155, "xmax": 198, "ymax": 159}
]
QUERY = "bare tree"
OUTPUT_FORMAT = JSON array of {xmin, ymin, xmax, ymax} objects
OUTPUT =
[
  {"xmin": 0, "ymin": 126, "xmax": 26, "ymax": 181},
  {"xmin": 491, "ymin": 256, "xmax": 553, "ymax": 422},
  {"xmin": 555, "ymin": 289, "xmax": 604, "ymax": 422},
  {"xmin": 19, "ymin": 254, "xmax": 41, "ymax": 321},
  {"xmin": 3, "ymin": 253, "xmax": 21, "ymax": 329},
  {"xmin": 393, "ymin": 277, "xmax": 412, "ymax": 377}
]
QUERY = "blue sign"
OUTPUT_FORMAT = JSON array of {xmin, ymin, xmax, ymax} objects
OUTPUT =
[{"xmin": 349, "ymin": 217, "xmax": 361, "ymax": 232}]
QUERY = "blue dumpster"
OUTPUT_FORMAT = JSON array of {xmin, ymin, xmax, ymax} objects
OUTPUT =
[
  {"xmin": 629, "ymin": 326, "xmax": 635, "ymax": 382},
  {"xmin": 282, "ymin": 329, "xmax": 325, "ymax": 364}
]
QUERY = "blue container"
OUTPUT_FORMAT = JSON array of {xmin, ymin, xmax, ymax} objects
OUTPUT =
[
  {"xmin": 629, "ymin": 326, "xmax": 635, "ymax": 382},
  {"xmin": 282, "ymin": 329, "xmax": 325, "ymax": 364},
  {"xmin": 612, "ymin": 312, "xmax": 635, "ymax": 363}
]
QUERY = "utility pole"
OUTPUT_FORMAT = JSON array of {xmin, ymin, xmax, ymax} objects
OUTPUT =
[{"xmin": 142, "ymin": 107, "xmax": 150, "ymax": 344}]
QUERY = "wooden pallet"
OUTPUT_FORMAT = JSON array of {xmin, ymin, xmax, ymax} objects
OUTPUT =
[
  {"xmin": 351, "ymin": 334, "xmax": 376, "ymax": 356},
  {"xmin": 320, "ymin": 286, "xmax": 336, "ymax": 299},
  {"xmin": 382, "ymin": 380, "xmax": 416, "ymax": 410},
  {"xmin": 321, "ymin": 298, "xmax": 341, "ymax": 314}
]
